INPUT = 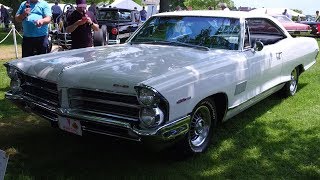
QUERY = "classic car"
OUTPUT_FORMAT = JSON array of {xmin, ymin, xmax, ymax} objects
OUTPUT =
[
  {"xmin": 300, "ymin": 21, "xmax": 320, "ymax": 36},
  {"xmin": 272, "ymin": 15, "xmax": 311, "ymax": 35},
  {"xmin": 96, "ymin": 7, "xmax": 140, "ymax": 44},
  {"xmin": 5, "ymin": 11, "xmax": 319, "ymax": 154}
]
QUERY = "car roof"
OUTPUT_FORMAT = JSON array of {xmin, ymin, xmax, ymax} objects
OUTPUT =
[{"xmin": 154, "ymin": 10, "xmax": 272, "ymax": 19}]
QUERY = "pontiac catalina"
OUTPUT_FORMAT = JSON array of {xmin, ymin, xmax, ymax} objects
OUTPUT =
[{"xmin": 5, "ymin": 11, "xmax": 319, "ymax": 154}]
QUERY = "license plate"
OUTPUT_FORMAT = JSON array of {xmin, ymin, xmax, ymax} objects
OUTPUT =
[
  {"xmin": 58, "ymin": 117, "xmax": 82, "ymax": 136},
  {"xmin": 118, "ymin": 33, "xmax": 131, "ymax": 39}
]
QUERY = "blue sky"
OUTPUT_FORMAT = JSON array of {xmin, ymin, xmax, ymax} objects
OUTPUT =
[{"xmin": 232, "ymin": 0, "xmax": 318, "ymax": 15}]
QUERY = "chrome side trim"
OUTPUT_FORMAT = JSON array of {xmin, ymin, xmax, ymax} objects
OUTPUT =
[{"xmin": 224, "ymin": 84, "xmax": 284, "ymax": 121}]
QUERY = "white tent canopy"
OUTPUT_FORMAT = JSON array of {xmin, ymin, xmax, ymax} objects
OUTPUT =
[
  {"xmin": 110, "ymin": 0, "xmax": 142, "ymax": 11},
  {"xmin": 250, "ymin": 8, "xmax": 305, "ymax": 17},
  {"xmin": 0, "ymin": 4, "xmax": 11, "ymax": 10}
]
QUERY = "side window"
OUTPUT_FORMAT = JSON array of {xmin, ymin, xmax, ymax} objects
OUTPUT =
[
  {"xmin": 244, "ymin": 21, "xmax": 251, "ymax": 49},
  {"xmin": 245, "ymin": 18, "xmax": 286, "ymax": 46}
]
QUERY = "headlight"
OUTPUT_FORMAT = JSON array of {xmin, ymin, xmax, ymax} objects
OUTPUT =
[
  {"xmin": 10, "ymin": 78, "xmax": 22, "ymax": 94},
  {"xmin": 136, "ymin": 87, "xmax": 160, "ymax": 107},
  {"xmin": 139, "ymin": 107, "xmax": 164, "ymax": 128},
  {"xmin": 7, "ymin": 66, "xmax": 18, "ymax": 79}
]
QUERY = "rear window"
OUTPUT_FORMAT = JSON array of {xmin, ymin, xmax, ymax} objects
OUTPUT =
[
  {"xmin": 247, "ymin": 18, "xmax": 283, "ymax": 35},
  {"xmin": 97, "ymin": 9, "xmax": 132, "ymax": 21}
]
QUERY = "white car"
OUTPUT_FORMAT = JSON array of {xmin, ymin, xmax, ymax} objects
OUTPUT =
[{"xmin": 5, "ymin": 11, "xmax": 319, "ymax": 154}]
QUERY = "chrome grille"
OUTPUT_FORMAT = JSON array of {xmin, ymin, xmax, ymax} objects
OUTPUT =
[
  {"xmin": 19, "ymin": 73, "xmax": 59, "ymax": 107},
  {"xmin": 68, "ymin": 89, "xmax": 140, "ymax": 121}
]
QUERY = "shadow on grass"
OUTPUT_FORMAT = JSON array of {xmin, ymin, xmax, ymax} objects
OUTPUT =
[{"xmin": 1, "ymin": 83, "xmax": 319, "ymax": 179}]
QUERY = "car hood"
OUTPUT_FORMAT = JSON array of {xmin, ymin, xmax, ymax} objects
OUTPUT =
[{"xmin": 9, "ymin": 44, "xmax": 234, "ymax": 94}]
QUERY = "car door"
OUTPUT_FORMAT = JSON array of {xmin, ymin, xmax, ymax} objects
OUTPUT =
[{"xmin": 244, "ymin": 18, "xmax": 286, "ymax": 99}]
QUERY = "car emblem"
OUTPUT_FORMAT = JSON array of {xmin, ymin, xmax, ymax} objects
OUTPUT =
[
  {"xmin": 113, "ymin": 84, "xmax": 129, "ymax": 88},
  {"xmin": 177, "ymin": 96, "xmax": 191, "ymax": 104}
]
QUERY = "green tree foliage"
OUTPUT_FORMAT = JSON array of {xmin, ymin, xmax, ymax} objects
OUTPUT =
[
  {"xmin": 184, "ymin": 0, "xmax": 234, "ymax": 10},
  {"xmin": 292, "ymin": 9, "xmax": 303, "ymax": 15}
]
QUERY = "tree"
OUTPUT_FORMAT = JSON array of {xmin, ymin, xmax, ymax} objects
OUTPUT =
[
  {"xmin": 184, "ymin": 0, "xmax": 234, "ymax": 10},
  {"xmin": 159, "ymin": 0, "xmax": 169, "ymax": 12},
  {"xmin": 292, "ymin": 9, "xmax": 303, "ymax": 15},
  {"xmin": 1, "ymin": 0, "xmax": 23, "ymax": 30}
]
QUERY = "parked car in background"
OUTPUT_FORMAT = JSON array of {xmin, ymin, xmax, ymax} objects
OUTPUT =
[
  {"xmin": 300, "ymin": 21, "xmax": 320, "ymax": 36},
  {"xmin": 96, "ymin": 7, "xmax": 140, "ymax": 44},
  {"xmin": 4, "ymin": 11, "xmax": 319, "ymax": 155},
  {"xmin": 272, "ymin": 15, "xmax": 311, "ymax": 35}
]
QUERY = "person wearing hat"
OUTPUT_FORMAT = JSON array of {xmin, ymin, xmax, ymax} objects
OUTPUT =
[
  {"xmin": 15, "ymin": 0, "xmax": 52, "ymax": 57},
  {"xmin": 66, "ymin": 0, "xmax": 99, "ymax": 49}
]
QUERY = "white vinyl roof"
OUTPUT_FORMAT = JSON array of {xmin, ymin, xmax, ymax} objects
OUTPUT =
[{"xmin": 154, "ymin": 10, "xmax": 272, "ymax": 19}]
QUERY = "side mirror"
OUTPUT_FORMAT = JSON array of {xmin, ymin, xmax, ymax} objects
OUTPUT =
[{"xmin": 253, "ymin": 41, "xmax": 264, "ymax": 51}]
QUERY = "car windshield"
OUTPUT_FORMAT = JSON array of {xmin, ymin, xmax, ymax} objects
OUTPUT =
[
  {"xmin": 97, "ymin": 9, "xmax": 132, "ymax": 21},
  {"xmin": 130, "ymin": 16, "xmax": 241, "ymax": 50}
]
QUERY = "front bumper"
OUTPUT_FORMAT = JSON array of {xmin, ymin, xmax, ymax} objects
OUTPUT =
[{"xmin": 5, "ymin": 92, "xmax": 190, "ymax": 142}]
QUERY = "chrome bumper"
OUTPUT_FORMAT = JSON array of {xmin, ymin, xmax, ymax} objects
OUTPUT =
[
  {"xmin": 5, "ymin": 92, "xmax": 190, "ymax": 142},
  {"xmin": 108, "ymin": 39, "xmax": 120, "ymax": 45}
]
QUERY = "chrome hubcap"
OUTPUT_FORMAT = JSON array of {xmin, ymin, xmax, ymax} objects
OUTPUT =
[
  {"xmin": 190, "ymin": 105, "xmax": 211, "ymax": 147},
  {"xmin": 290, "ymin": 69, "xmax": 298, "ymax": 92}
]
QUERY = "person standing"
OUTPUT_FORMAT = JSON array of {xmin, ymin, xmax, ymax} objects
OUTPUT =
[
  {"xmin": 282, "ymin": 9, "xmax": 291, "ymax": 19},
  {"xmin": 15, "ymin": 0, "xmax": 52, "ymax": 57},
  {"xmin": 316, "ymin": 11, "xmax": 320, "ymax": 22},
  {"xmin": 66, "ymin": 0, "xmax": 99, "ymax": 49},
  {"xmin": 51, "ymin": 1, "xmax": 62, "ymax": 24},
  {"xmin": 133, "ymin": 7, "xmax": 140, "ymax": 23},
  {"xmin": 1, "ymin": 5, "xmax": 10, "ymax": 30},
  {"xmin": 140, "ymin": 6, "xmax": 147, "ymax": 21}
]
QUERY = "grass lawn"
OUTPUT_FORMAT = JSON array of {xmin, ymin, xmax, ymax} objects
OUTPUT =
[
  {"xmin": 0, "ymin": 30, "xmax": 22, "ymax": 60},
  {"xmin": 0, "ymin": 39, "xmax": 319, "ymax": 179}
]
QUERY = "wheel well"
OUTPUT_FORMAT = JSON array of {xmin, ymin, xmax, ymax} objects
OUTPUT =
[
  {"xmin": 297, "ymin": 64, "xmax": 304, "ymax": 75},
  {"xmin": 208, "ymin": 93, "xmax": 228, "ymax": 123}
]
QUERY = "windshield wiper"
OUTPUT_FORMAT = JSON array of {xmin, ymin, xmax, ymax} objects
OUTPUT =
[{"xmin": 130, "ymin": 40, "xmax": 210, "ymax": 51}]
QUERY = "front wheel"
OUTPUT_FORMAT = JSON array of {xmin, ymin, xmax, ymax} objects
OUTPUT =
[
  {"xmin": 281, "ymin": 67, "xmax": 300, "ymax": 97},
  {"xmin": 180, "ymin": 98, "xmax": 217, "ymax": 154}
]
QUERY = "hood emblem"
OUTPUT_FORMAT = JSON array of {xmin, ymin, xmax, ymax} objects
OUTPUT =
[{"xmin": 113, "ymin": 84, "xmax": 129, "ymax": 88}]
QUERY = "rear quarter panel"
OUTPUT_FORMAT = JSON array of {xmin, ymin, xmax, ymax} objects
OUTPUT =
[{"xmin": 280, "ymin": 37, "xmax": 318, "ymax": 82}]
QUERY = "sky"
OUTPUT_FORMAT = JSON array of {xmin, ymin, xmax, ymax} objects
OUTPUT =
[{"xmin": 232, "ymin": 0, "xmax": 318, "ymax": 15}]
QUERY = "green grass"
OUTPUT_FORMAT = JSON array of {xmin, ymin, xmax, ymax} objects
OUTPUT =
[
  {"xmin": 0, "ymin": 30, "xmax": 23, "ymax": 60},
  {"xmin": 0, "ymin": 41, "xmax": 320, "ymax": 179}
]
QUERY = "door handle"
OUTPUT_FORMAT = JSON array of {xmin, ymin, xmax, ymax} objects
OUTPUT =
[{"xmin": 276, "ymin": 52, "xmax": 282, "ymax": 60}]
